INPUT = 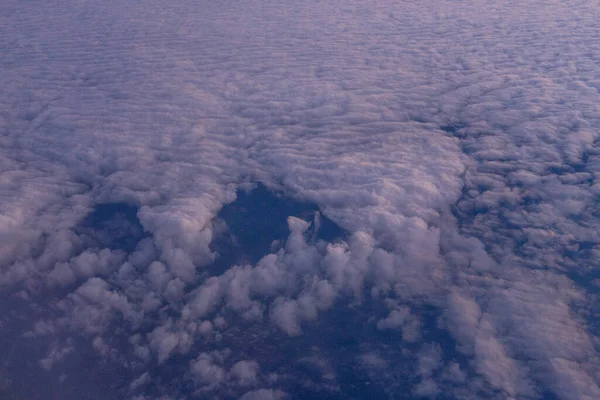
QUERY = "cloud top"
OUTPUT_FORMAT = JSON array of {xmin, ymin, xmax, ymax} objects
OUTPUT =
[{"xmin": 1, "ymin": 0, "xmax": 599, "ymax": 399}]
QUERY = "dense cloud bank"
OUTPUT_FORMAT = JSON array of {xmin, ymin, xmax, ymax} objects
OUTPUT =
[{"xmin": 1, "ymin": 0, "xmax": 600, "ymax": 399}]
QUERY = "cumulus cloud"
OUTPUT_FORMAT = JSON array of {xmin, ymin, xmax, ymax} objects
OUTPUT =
[
  {"xmin": 189, "ymin": 351, "xmax": 228, "ymax": 388},
  {"xmin": 229, "ymin": 360, "xmax": 261, "ymax": 387},
  {"xmin": 1, "ymin": 0, "xmax": 599, "ymax": 398},
  {"xmin": 376, "ymin": 305, "xmax": 421, "ymax": 342}
]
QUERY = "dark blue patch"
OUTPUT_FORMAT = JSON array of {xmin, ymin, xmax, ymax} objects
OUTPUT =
[
  {"xmin": 211, "ymin": 183, "xmax": 346, "ymax": 271},
  {"xmin": 75, "ymin": 203, "xmax": 148, "ymax": 253},
  {"xmin": 440, "ymin": 124, "xmax": 465, "ymax": 134},
  {"xmin": 0, "ymin": 293, "xmax": 125, "ymax": 400}
]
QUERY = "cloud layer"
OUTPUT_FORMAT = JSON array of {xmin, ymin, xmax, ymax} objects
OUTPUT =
[{"xmin": 1, "ymin": 0, "xmax": 599, "ymax": 399}]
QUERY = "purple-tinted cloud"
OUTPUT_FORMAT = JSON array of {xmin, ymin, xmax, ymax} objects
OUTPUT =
[{"xmin": 1, "ymin": 0, "xmax": 599, "ymax": 399}]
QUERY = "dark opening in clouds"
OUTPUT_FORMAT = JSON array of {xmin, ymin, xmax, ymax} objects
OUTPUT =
[
  {"xmin": 75, "ymin": 203, "xmax": 148, "ymax": 253},
  {"xmin": 213, "ymin": 183, "xmax": 346, "ymax": 271}
]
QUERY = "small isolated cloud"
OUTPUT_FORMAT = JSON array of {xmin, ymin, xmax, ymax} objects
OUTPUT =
[
  {"xmin": 360, "ymin": 352, "xmax": 389, "ymax": 370},
  {"xmin": 377, "ymin": 305, "xmax": 421, "ymax": 342},
  {"xmin": 229, "ymin": 360, "xmax": 261, "ymax": 387},
  {"xmin": 129, "ymin": 372, "xmax": 150, "ymax": 391},
  {"xmin": 39, "ymin": 341, "xmax": 74, "ymax": 371}
]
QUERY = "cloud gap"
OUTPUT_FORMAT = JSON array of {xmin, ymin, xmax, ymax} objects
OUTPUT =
[
  {"xmin": 210, "ymin": 183, "xmax": 346, "ymax": 274},
  {"xmin": 74, "ymin": 203, "xmax": 148, "ymax": 253}
]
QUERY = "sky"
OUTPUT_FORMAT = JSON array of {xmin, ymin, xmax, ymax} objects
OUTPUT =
[{"xmin": 1, "ymin": 0, "xmax": 600, "ymax": 399}]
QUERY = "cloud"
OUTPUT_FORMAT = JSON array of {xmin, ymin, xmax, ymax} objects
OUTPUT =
[
  {"xmin": 359, "ymin": 352, "xmax": 389, "ymax": 370},
  {"xmin": 39, "ymin": 341, "xmax": 74, "ymax": 371},
  {"xmin": 1, "ymin": 0, "xmax": 600, "ymax": 398},
  {"xmin": 189, "ymin": 351, "xmax": 228, "ymax": 389},
  {"xmin": 376, "ymin": 305, "xmax": 421, "ymax": 342},
  {"xmin": 129, "ymin": 372, "xmax": 150, "ymax": 391},
  {"xmin": 229, "ymin": 360, "xmax": 261, "ymax": 387}
]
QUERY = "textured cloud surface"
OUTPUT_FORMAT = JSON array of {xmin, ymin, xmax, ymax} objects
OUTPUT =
[{"xmin": 1, "ymin": 0, "xmax": 600, "ymax": 399}]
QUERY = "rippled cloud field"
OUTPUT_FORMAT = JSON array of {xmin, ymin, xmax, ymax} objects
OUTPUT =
[{"xmin": 1, "ymin": 0, "xmax": 600, "ymax": 399}]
